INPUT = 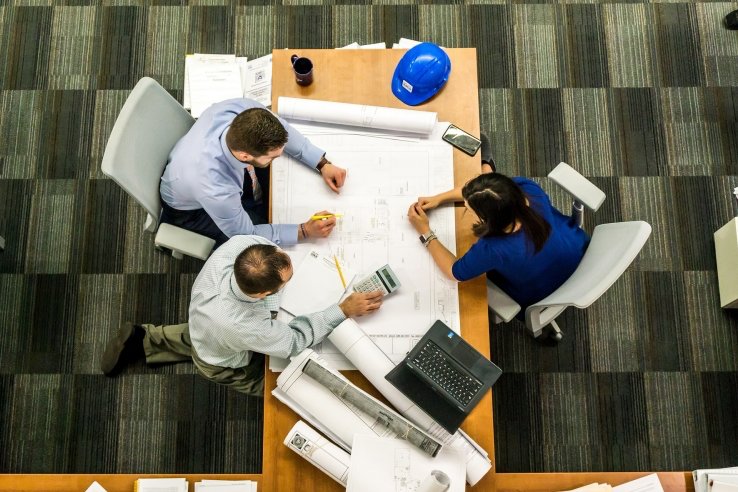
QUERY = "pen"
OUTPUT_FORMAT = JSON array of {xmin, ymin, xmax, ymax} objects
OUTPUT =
[
  {"xmin": 333, "ymin": 255, "xmax": 347, "ymax": 289},
  {"xmin": 311, "ymin": 213, "xmax": 344, "ymax": 220}
]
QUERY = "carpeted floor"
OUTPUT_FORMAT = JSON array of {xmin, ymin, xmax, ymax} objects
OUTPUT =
[{"xmin": 1, "ymin": 0, "xmax": 737, "ymax": 476}]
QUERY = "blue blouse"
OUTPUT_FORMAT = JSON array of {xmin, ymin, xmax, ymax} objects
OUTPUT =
[{"xmin": 451, "ymin": 177, "xmax": 590, "ymax": 310}]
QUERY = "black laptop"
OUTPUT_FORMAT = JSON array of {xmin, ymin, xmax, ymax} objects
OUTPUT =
[{"xmin": 385, "ymin": 320, "xmax": 502, "ymax": 434}]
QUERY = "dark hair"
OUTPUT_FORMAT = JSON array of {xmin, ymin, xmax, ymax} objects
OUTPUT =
[
  {"xmin": 461, "ymin": 173, "xmax": 551, "ymax": 253},
  {"xmin": 226, "ymin": 108, "xmax": 288, "ymax": 157},
  {"xmin": 234, "ymin": 243, "xmax": 292, "ymax": 295}
]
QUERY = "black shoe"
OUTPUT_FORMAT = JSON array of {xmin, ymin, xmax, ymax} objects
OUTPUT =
[
  {"xmin": 100, "ymin": 323, "xmax": 146, "ymax": 376},
  {"xmin": 479, "ymin": 132, "xmax": 496, "ymax": 173}
]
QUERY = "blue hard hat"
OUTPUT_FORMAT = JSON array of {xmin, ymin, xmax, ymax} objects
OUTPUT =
[{"xmin": 392, "ymin": 43, "xmax": 451, "ymax": 106}]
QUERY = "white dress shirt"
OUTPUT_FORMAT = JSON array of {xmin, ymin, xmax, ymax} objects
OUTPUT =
[{"xmin": 188, "ymin": 235, "xmax": 346, "ymax": 368}]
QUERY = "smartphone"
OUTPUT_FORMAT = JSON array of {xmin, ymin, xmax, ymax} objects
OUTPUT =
[{"xmin": 442, "ymin": 124, "xmax": 482, "ymax": 156}]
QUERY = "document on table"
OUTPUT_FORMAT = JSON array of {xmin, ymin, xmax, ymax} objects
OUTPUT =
[
  {"xmin": 240, "ymin": 54, "xmax": 272, "ymax": 107},
  {"xmin": 612, "ymin": 473, "xmax": 664, "ymax": 492},
  {"xmin": 271, "ymin": 115, "xmax": 459, "ymax": 369},
  {"xmin": 187, "ymin": 54, "xmax": 243, "ymax": 118},
  {"xmin": 280, "ymin": 249, "xmax": 353, "ymax": 316},
  {"xmin": 346, "ymin": 435, "xmax": 465, "ymax": 492},
  {"xmin": 135, "ymin": 478, "xmax": 188, "ymax": 492}
]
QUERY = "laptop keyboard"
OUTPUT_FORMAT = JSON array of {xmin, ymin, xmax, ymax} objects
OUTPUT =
[{"xmin": 409, "ymin": 340, "xmax": 483, "ymax": 407}]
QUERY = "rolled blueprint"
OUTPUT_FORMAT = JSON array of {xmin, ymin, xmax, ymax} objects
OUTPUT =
[
  {"xmin": 327, "ymin": 319, "xmax": 492, "ymax": 486},
  {"xmin": 417, "ymin": 470, "xmax": 451, "ymax": 492},
  {"xmin": 284, "ymin": 420, "xmax": 351, "ymax": 486},
  {"xmin": 277, "ymin": 97, "xmax": 438, "ymax": 135},
  {"xmin": 276, "ymin": 350, "xmax": 424, "ymax": 452},
  {"xmin": 302, "ymin": 360, "xmax": 442, "ymax": 457}
]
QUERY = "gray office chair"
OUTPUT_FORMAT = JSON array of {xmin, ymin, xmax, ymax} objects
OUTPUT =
[
  {"xmin": 101, "ymin": 77, "xmax": 215, "ymax": 260},
  {"xmin": 487, "ymin": 163, "xmax": 651, "ymax": 341}
]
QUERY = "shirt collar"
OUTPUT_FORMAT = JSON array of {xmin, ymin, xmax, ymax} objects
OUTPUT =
[
  {"xmin": 221, "ymin": 128, "xmax": 247, "ymax": 171},
  {"xmin": 230, "ymin": 275, "xmax": 261, "ymax": 302}
]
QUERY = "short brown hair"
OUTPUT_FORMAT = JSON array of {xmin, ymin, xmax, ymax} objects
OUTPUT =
[
  {"xmin": 226, "ymin": 108, "xmax": 288, "ymax": 157},
  {"xmin": 234, "ymin": 243, "xmax": 291, "ymax": 295}
]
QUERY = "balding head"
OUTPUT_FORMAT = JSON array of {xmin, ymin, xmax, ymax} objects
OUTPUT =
[{"xmin": 234, "ymin": 243, "xmax": 292, "ymax": 297}]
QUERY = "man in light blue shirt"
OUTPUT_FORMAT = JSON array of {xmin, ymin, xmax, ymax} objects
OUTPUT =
[
  {"xmin": 160, "ymin": 98, "xmax": 347, "ymax": 247},
  {"xmin": 100, "ymin": 235, "xmax": 383, "ymax": 396}
]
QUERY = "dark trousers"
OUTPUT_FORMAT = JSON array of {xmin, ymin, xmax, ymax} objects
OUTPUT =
[{"xmin": 160, "ymin": 166, "xmax": 270, "ymax": 248}]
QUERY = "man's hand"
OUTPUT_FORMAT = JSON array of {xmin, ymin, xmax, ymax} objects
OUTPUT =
[
  {"xmin": 339, "ymin": 291, "xmax": 383, "ymax": 318},
  {"xmin": 407, "ymin": 202, "xmax": 431, "ymax": 235},
  {"xmin": 417, "ymin": 195, "xmax": 442, "ymax": 211},
  {"xmin": 320, "ymin": 162, "xmax": 347, "ymax": 193},
  {"xmin": 300, "ymin": 210, "xmax": 337, "ymax": 240}
]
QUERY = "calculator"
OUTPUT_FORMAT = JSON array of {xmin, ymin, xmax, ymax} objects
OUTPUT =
[{"xmin": 353, "ymin": 264, "xmax": 401, "ymax": 296}]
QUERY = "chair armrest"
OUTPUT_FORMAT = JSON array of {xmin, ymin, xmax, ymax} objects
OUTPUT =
[
  {"xmin": 487, "ymin": 279, "xmax": 521, "ymax": 323},
  {"xmin": 155, "ymin": 223, "xmax": 215, "ymax": 261},
  {"xmin": 548, "ymin": 162, "xmax": 606, "ymax": 212}
]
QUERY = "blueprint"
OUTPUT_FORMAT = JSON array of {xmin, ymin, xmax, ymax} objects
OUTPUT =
[{"xmin": 271, "ymin": 120, "xmax": 460, "ymax": 369}]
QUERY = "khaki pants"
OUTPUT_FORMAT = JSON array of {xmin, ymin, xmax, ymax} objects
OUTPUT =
[{"xmin": 142, "ymin": 323, "xmax": 265, "ymax": 397}]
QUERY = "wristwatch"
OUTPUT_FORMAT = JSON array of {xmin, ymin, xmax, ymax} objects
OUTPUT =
[
  {"xmin": 316, "ymin": 156, "xmax": 329, "ymax": 174},
  {"xmin": 419, "ymin": 230, "xmax": 437, "ymax": 247}
]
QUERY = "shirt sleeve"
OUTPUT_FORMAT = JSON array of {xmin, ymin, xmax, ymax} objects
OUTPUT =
[
  {"xmin": 276, "ymin": 114, "xmax": 326, "ymax": 169},
  {"xmin": 234, "ymin": 304, "xmax": 347, "ymax": 359},
  {"xmin": 197, "ymin": 183, "xmax": 299, "ymax": 246},
  {"xmin": 451, "ymin": 240, "xmax": 502, "ymax": 282}
]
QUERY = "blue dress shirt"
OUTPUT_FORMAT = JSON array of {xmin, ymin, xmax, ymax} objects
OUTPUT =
[
  {"xmin": 160, "ymin": 98, "xmax": 326, "ymax": 245},
  {"xmin": 452, "ymin": 177, "xmax": 590, "ymax": 310}
]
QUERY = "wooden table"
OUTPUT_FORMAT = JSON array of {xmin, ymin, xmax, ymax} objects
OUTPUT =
[{"xmin": 262, "ymin": 47, "xmax": 492, "ymax": 492}]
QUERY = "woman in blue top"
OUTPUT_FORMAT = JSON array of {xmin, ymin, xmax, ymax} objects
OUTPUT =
[{"xmin": 407, "ymin": 171, "xmax": 590, "ymax": 315}]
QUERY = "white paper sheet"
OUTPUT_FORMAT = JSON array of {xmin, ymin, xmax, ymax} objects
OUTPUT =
[
  {"xmin": 241, "ymin": 54, "xmax": 272, "ymax": 107},
  {"xmin": 612, "ymin": 473, "xmax": 664, "ymax": 492},
  {"xmin": 136, "ymin": 478, "xmax": 188, "ymax": 492},
  {"xmin": 271, "ymin": 118, "xmax": 459, "ymax": 369},
  {"xmin": 85, "ymin": 482, "xmax": 108, "ymax": 492},
  {"xmin": 280, "ymin": 250, "xmax": 352, "ymax": 316},
  {"xmin": 277, "ymin": 97, "xmax": 438, "ymax": 135},
  {"xmin": 187, "ymin": 54, "xmax": 243, "ymax": 118},
  {"xmin": 346, "ymin": 435, "xmax": 464, "ymax": 492},
  {"xmin": 695, "ymin": 469, "xmax": 738, "ymax": 492},
  {"xmin": 284, "ymin": 420, "xmax": 351, "ymax": 485}
]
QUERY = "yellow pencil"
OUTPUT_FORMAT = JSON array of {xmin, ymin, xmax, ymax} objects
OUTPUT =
[
  {"xmin": 311, "ymin": 213, "xmax": 344, "ymax": 220},
  {"xmin": 333, "ymin": 255, "xmax": 347, "ymax": 289}
]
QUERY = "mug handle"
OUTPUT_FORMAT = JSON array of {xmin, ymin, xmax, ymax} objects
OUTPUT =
[{"xmin": 291, "ymin": 54, "xmax": 298, "ymax": 64}]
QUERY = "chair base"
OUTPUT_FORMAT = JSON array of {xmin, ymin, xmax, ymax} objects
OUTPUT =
[{"xmin": 531, "ymin": 321, "xmax": 563, "ymax": 342}]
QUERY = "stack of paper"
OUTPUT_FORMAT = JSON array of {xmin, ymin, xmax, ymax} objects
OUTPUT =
[
  {"xmin": 184, "ymin": 53, "xmax": 273, "ymax": 117},
  {"xmin": 339, "ymin": 42, "xmax": 387, "ymax": 49},
  {"xmin": 559, "ymin": 474, "xmax": 664, "ymax": 492},
  {"xmin": 694, "ymin": 467, "xmax": 738, "ymax": 492},
  {"xmin": 194, "ymin": 479, "xmax": 257, "ymax": 492},
  {"xmin": 135, "ymin": 478, "xmax": 188, "ymax": 492}
]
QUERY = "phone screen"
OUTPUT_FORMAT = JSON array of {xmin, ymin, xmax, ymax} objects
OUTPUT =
[{"xmin": 442, "ymin": 125, "xmax": 482, "ymax": 156}]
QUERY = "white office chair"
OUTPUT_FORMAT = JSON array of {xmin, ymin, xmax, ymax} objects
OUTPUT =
[
  {"xmin": 487, "ymin": 163, "xmax": 651, "ymax": 341},
  {"xmin": 101, "ymin": 77, "xmax": 215, "ymax": 260}
]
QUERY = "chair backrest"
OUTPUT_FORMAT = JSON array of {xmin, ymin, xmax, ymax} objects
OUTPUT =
[
  {"xmin": 526, "ymin": 221, "xmax": 651, "ymax": 321},
  {"xmin": 101, "ymin": 77, "xmax": 195, "ymax": 229}
]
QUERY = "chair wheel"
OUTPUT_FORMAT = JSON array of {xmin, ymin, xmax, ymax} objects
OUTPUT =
[{"xmin": 551, "ymin": 331, "xmax": 563, "ymax": 342}]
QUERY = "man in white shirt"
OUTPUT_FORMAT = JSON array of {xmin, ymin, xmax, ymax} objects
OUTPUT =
[{"xmin": 101, "ymin": 235, "xmax": 382, "ymax": 396}]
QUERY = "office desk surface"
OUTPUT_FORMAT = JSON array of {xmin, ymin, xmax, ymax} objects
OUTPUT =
[{"xmin": 263, "ymin": 48, "xmax": 492, "ymax": 492}]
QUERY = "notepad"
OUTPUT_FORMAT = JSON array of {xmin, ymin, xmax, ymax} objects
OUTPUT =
[{"xmin": 280, "ymin": 250, "xmax": 354, "ymax": 316}]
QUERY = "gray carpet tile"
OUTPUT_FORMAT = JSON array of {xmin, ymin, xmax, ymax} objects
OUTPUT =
[{"xmin": 1, "ymin": 0, "xmax": 738, "ymax": 476}]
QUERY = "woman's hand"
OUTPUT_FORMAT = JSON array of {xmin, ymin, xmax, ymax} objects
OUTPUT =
[
  {"xmin": 417, "ymin": 195, "xmax": 442, "ymax": 211},
  {"xmin": 407, "ymin": 202, "xmax": 431, "ymax": 235}
]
